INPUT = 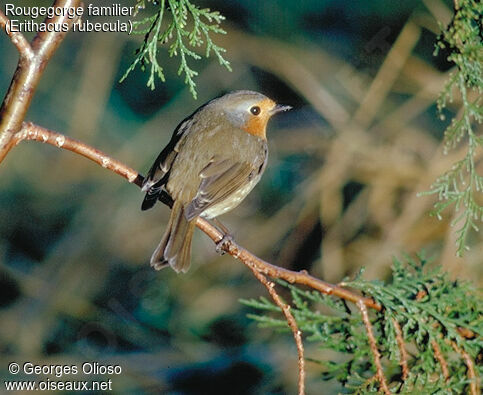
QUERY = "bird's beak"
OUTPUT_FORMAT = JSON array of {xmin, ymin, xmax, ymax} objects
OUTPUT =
[{"xmin": 270, "ymin": 104, "xmax": 292, "ymax": 115}]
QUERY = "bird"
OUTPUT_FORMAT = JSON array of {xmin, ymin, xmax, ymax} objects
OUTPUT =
[{"xmin": 141, "ymin": 90, "xmax": 291, "ymax": 273}]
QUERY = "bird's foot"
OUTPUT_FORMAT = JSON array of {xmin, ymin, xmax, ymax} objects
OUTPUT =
[
  {"xmin": 215, "ymin": 233, "xmax": 233, "ymax": 255},
  {"xmin": 211, "ymin": 218, "xmax": 234, "ymax": 255}
]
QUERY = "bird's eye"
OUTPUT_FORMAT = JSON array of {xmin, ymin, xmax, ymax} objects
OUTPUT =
[{"xmin": 250, "ymin": 106, "xmax": 261, "ymax": 116}]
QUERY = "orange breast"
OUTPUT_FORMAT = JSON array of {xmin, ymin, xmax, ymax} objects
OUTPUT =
[{"xmin": 242, "ymin": 98, "xmax": 275, "ymax": 139}]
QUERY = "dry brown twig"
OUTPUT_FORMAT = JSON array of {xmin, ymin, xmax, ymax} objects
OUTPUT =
[
  {"xmin": 357, "ymin": 300, "xmax": 391, "ymax": 395},
  {"xmin": 392, "ymin": 318, "xmax": 409, "ymax": 381},
  {"xmin": 451, "ymin": 341, "xmax": 480, "ymax": 395},
  {"xmin": 244, "ymin": 261, "xmax": 305, "ymax": 395},
  {"xmin": 431, "ymin": 339, "xmax": 450, "ymax": 381},
  {"xmin": 0, "ymin": 2, "xmax": 479, "ymax": 394}
]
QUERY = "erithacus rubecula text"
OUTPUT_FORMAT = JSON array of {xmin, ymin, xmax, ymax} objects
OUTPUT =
[{"xmin": 142, "ymin": 90, "xmax": 291, "ymax": 273}]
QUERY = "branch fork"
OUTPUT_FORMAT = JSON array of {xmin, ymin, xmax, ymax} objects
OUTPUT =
[{"xmin": 0, "ymin": 0, "xmax": 82, "ymax": 159}]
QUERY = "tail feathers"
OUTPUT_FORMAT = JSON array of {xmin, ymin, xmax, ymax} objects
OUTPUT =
[
  {"xmin": 150, "ymin": 201, "xmax": 196, "ymax": 273},
  {"xmin": 175, "ymin": 222, "xmax": 194, "ymax": 273}
]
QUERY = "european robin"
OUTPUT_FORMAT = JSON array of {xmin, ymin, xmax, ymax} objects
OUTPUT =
[{"xmin": 141, "ymin": 90, "xmax": 291, "ymax": 273}]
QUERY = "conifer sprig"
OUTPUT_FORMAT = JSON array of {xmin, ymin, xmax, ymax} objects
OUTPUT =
[
  {"xmin": 423, "ymin": 0, "xmax": 483, "ymax": 255},
  {"xmin": 121, "ymin": 0, "xmax": 231, "ymax": 98},
  {"xmin": 242, "ymin": 256, "xmax": 482, "ymax": 393}
]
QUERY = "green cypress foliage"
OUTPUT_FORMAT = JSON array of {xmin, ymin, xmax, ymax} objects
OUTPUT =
[
  {"xmin": 423, "ymin": 0, "xmax": 483, "ymax": 255},
  {"xmin": 242, "ymin": 256, "xmax": 482, "ymax": 393},
  {"xmin": 121, "ymin": 0, "xmax": 231, "ymax": 98}
]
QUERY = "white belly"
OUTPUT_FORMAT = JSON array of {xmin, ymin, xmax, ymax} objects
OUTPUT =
[{"xmin": 201, "ymin": 176, "xmax": 261, "ymax": 219}]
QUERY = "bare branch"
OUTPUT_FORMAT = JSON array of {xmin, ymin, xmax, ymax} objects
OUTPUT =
[
  {"xmin": 431, "ymin": 339, "xmax": 449, "ymax": 381},
  {"xmin": 12, "ymin": 122, "xmax": 142, "ymax": 185},
  {"xmin": 357, "ymin": 300, "xmax": 390, "ymax": 395},
  {"xmin": 216, "ymin": 240, "xmax": 382, "ymax": 311},
  {"xmin": 392, "ymin": 318, "xmax": 409, "ymax": 381},
  {"xmin": 246, "ymin": 263, "xmax": 305, "ymax": 395},
  {"xmin": 11, "ymin": 122, "xmax": 382, "ymax": 315},
  {"xmin": 0, "ymin": 10, "xmax": 33, "ymax": 59}
]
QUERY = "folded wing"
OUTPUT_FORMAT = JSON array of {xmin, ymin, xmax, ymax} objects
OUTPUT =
[{"xmin": 185, "ymin": 158, "xmax": 256, "ymax": 220}]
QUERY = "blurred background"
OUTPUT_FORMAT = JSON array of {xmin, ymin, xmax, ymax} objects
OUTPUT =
[{"xmin": 0, "ymin": 0, "xmax": 481, "ymax": 393}]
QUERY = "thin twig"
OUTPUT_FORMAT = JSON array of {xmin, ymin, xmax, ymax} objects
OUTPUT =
[
  {"xmin": 0, "ymin": 10, "xmax": 33, "ymax": 59},
  {"xmin": 451, "ymin": 341, "xmax": 479, "ymax": 395},
  {"xmin": 12, "ymin": 122, "xmax": 142, "ymax": 186},
  {"xmin": 392, "ymin": 318, "xmax": 409, "ymax": 381},
  {"xmin": 217, "ymin": 238, "xmax": 382, "ymax": 310},
  {"xmin": 245, "ymin": 262, "xmax": 305, "ymax": 395},
  {"xmin": 357, "ymin": 300, "xmax": 390, "ymax": 395},
  {"xmin": 431, "ymin": 339, "xmax": 449, "ymax": 381},
  {"xmin": 8, "ymin": 122, "xmax": 383, "ymax": 314}
]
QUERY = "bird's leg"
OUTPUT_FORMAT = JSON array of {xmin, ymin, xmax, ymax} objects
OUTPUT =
[
  {"xmin": 212, "ymin": 217, "xmax": 231, "ymax": 235},
  {"xmin": 212, "ymin": 218, "xmax": 233, "ymax": 255}
]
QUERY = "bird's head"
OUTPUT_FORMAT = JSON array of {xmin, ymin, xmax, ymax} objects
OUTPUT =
[{"xmin": 213, "ymin": 90, "xmax": 291, "ymax": 139}]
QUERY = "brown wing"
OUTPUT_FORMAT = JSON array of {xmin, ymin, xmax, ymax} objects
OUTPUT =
[
  {"xmin": 141, "ymin": 118, "xmax": 193, "ymax": 210},
  {"xmin": 185, "ymin": 159, "xmax": 257, "ymax": 220}
]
